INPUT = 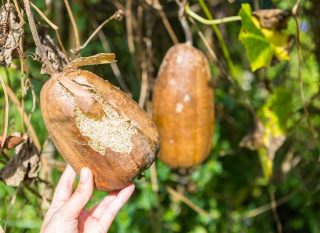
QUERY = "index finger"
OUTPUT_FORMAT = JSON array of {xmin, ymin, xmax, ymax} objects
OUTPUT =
[
  {"xmin": 42, "ymin": 165, "xmax": 76, "ymax": 227},
  {"xmin": 98, "ymin": 184, "xmax": 135, "ymax": 231},
  {"xmin": 51, "ymin": 164, "xmax": 76, "ymax": 208}
]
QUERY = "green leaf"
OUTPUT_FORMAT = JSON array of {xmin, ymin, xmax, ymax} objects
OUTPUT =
[
  {"xmin": 265, "ymin": 87, "xmax": 293, "ymax": 127},
  {"xmin": 239, "ymin": 4, "xmax": 290, "ymax": 71}
]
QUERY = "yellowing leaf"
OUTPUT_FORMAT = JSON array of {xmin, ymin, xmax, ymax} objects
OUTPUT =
[
  {"xmin": 240, "ymin": 109, "xmax": 285, "ymax": 181},
  {"xmin": 258, "ymin": 148, "xmax": 273, "ymax": 181},
  {"xmin": 260, "ymin": 27, "xmax": 290, "ymax": 61},
  {"xmin": 239, "ymin": 4, "xmax": 291, "ymax": 71}
]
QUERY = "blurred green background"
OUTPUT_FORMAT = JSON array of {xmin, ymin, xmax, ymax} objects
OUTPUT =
[{"xmin": 0, "ymin": 0, "xmax": 320, "ymax": 232}]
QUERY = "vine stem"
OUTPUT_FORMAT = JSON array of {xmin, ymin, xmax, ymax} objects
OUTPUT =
[
  {"xmin": 293, "ymin": 0, "xmax": 320, "ymax": 152},
  {"xmin": 0, "ymin": 75, "xmax": 9, "ymax": 150},
  {"xmin": 185, "ymin": 4, "xmax": 241, "ymax": 25},
  {"xmin": 23, "ymin": 0, "xmax": 54, "ymax": 75},
  {"xmin": 198, "ymin": 0, "xmax": 237, "ymax": 77}
]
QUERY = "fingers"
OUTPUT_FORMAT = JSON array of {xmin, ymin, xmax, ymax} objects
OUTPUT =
[
  {"xmin": 51, "ymin": 165, "xmax": 76, "ymax": 207},
  {"xmin": 42, "ymin": 165, "xmax": 76, "ymax": 228},
  {"xmin": 89, "ymin": 191, "xmax": 119, "ymax": 219},
  {"xmin": 98, "ymin": 184, "xmax": 135, "ymax": 231},
  {"xmin": 60, "ymin": 167, "xmax": 94, "ymax": 218}
]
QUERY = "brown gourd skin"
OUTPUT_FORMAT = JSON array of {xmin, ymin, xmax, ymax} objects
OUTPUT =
[
  {"xmin": 40, "ymin": 69, "xmax": 159, "ymax": 191},
  {"xmin": 153, "ymin": 43, "xmax": 214, "ymax": 168}
]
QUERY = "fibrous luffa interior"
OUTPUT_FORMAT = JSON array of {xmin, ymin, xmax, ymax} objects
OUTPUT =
[{"xmin": 58, "ymin": 79, "xmax": 138, "ymax": 155}]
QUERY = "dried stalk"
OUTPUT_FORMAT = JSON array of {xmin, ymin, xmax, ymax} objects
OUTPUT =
[
  {"xmin": 23, "ymin": 0, "xmax": 54, "ymax": 75},
  {"xmin": 138, "ymin": 60, "xmax": 148, "ymax": 107},
  {"xmin": 6, "ymin": 86, "xmax": 41, "ymax": 150},
  {"xmin": 12, "ymin": 0, "xmax": 25, "ymax": 25},
  {"xmin": 152, "ymin": 0, "xmax": 179, "ymax": 44},
  {"xmin": 3, "ymin": 185, "xmax": 22, "ymax": 232},
  {"xmin": 30, "ymin": 1, "xmax": 69, "ymax": 58},
  {"xmin": 125, "ymin": 0, "xmax": 135, "ymax": 54},
  {"xmin": 63, "ymin": 0, "xmax": 80, "ymax": 55},
  {"xmin": 269, "ymin": 189, "xmax": 283, "ymax": 233},
  {"xmin": 189, "ymin": 17, "xmax": 217, "ymax": 62},
  {"xmin": 30, "ymin": 2, "xmax": 58, "ymax": 30},
  {"xmin": 76, "ymin": 10, "xmax": 123, "ymax": 52},
  {"xmin": 167, "ymin": 186, "xmax": 211, "ymax": 218},
  {"xmin": 0, "ymin": 75, "xmax": 9, "ymax": 150},
  {"xmin": 88, "ymin": 17, "xmax": 129, "ymax": 93}
]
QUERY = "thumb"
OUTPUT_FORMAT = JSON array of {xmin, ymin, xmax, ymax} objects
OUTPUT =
[{"xmin": 60, "ymin": 167, "xmax": 94, "ymax": 218}]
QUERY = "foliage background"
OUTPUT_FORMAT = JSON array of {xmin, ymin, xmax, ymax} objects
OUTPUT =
[{"xmin": 0, "ymin": 0, "xmax": 320, "ymax": 232}]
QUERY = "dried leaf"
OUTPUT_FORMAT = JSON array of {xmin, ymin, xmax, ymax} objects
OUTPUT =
[
  {"xmin": 0, "ymin": 135, "xmax": 25, "ymax": 149},
  {"xmin": 35, "ymin": 33, "xmax": 68, "ymax": 74},
  {"xmin": 240, "ymin": 120, "xmax": 265, "ymax": 150},
  {"xmin": 0, "ymin": 138, "xmax": 40, "ymax": 186},
  {"xmin": 63, "ymin": 53, "xmax": 116, "ymax": 71},
  {"xmin": 253, "ymin": 9, "xmax": 291, "ymax": 30},
  {"xmin": 240, "ymin": 108, "xmax": 286, "ymax": 160},
  {"xmin": 0, "ymin": 3, "xmax": 23, "ymax": 66},
  {"xmin": 240, "ymin": 107, "xmax": 286, "ymax": 180}
]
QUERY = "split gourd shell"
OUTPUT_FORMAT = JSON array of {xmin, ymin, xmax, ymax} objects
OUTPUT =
[
  {"xmin": 153, "ymin": 43, "xmax": 214, "ymax": 168},
  {"xmin": 40, "ymin": 69, "xmax": 159, "ymax": 191}
]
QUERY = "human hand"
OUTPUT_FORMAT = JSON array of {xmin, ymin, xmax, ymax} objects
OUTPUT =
[{"xmin": 41, "ymin": 165, "xmax": 135, "ymax": 233}]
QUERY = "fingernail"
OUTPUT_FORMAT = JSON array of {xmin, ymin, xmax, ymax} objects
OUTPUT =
[{"xmin": 80, "ymin": 168, "xmax": 89, "ymax": 183}]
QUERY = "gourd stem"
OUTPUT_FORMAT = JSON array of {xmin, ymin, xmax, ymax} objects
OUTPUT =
[{"xmin": 178, "ymin": 0, "xmax": 193, "ymax": 45}]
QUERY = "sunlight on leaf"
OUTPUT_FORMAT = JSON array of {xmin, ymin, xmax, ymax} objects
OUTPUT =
[
  {"xmin": 240, "ymin": 87, "xmax": 292, "ymax": 181},
  {"xmin": 239, "ymin": 4, "xmax": 291, "ymax": 71}
]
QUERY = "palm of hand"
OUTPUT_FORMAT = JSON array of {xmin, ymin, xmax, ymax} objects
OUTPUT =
[{"xmin": 41, "ymin": 165, "xmax": 135, "ymax": 233}]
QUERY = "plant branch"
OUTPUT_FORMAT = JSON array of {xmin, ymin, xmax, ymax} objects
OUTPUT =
[
  {"xmin": 64, "ymin": 0, "xmax": 80, "ymax": 56},
  {"xmin": 151, "ymin": 0, "xmax": 179, "ymax": 44},
  {"xmin": 167, "ymin": 186, "xmax": 211, "ymax": 219},
  {"xmin": 12, "ymin": 0, "xmax": 25, "ymax": 25},
  {"xmin": 75, "ymin": 10, "xmax": 123, "ymax": 52},
  {"xmin": 188, "ymin": 17, "xmax": 217, "ymax": 62},
  {"xmin": 0, "ymin": 75, "xmax": 9, "ymax": 150},
  {"xmin": 30, "ymin": 2, "xmax": 69, "ymax": 61},
  {"xmin": 23, "ymin": 0, "xmax": 54, "ymax": 75},
  {"xmin": 6, "ymin": 86, "xmax": 41, "ymax": 150},
  {"xmin": 125, "ymin": 0, "xmax": 135, "ymax": 54},
  {"xmin": 87, "ymin": 16, "xmax": 129, "ymax": 93},
  {"xmin": 30, "ymin": 2, "xmax": 58, "ymax": 30}
]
